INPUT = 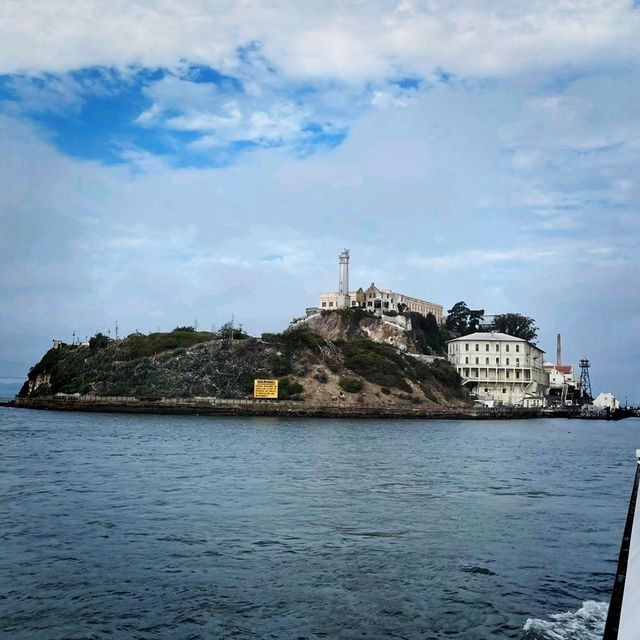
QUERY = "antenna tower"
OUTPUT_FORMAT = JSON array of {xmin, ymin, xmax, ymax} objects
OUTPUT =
[{"xmin": 579, "ymin": 358, "xmax": 593, "ymax": 402}]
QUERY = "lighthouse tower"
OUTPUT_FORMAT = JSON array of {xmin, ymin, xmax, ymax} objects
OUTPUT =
[{"xmin": 337, "ymin": 249, "xmax": 350, "ymax": 309}]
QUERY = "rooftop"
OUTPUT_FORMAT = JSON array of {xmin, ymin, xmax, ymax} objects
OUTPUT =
[{"xmin": 447, "ymin": 332, "xmax": 544, "ymax": 351}]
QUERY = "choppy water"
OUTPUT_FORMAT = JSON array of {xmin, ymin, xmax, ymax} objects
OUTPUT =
[{"xmin": 1, "ymin": 409, "xmax": 639, "ymax": 639}]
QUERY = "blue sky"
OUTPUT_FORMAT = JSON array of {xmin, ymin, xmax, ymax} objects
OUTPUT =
[{"xmin": 1, "ymin": 1, "xmax": 639, "ymax": 402}]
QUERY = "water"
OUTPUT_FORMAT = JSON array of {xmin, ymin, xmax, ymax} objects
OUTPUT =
[{"xmin": 1, "ymin": 408, "xmax": 639, "ymax": 639}]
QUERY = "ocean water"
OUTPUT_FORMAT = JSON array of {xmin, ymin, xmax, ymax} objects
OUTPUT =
[{"xmin": 1, "ymin": 408, "xmax": 639, "ymax": 639}]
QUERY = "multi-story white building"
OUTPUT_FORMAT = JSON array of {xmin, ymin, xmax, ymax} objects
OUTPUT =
[{"xmin": 447, "ymin": 332, "xmax": 548, "ymax": 407}]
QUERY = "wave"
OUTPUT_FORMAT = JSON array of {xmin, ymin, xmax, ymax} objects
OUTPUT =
[{"xmin": 522, "ymin": 600, "xmax": 608, "ymax": 640}]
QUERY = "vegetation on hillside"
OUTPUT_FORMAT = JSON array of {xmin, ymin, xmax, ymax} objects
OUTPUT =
[{"xmin": 20, "ymin": 322, "xmax": 466, "ymax": 405}]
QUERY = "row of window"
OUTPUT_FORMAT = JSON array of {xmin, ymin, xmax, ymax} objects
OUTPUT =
[
  {"xmin": 462, "ymin": 356, "xmax": 521, "ymax": 365},
  {"xmin": 456, "ymin": 343, "xmax": 521, "ymax": 353},
  {"xmin": 461, "ymin": 368, "xmax": 529, "ymax": 380}
]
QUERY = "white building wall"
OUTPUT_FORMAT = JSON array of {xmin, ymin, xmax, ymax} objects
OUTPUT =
[
  {"xmin": 447, "ymin": 333, "xmax": 548, "ymax": 406},
  {"xmin": 593, "ymin": 393, "xmax": 619, "ymax": 410}
]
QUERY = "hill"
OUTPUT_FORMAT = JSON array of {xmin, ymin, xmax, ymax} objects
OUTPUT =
[{"xmin": 18, "ymin": 321, "xmax": 468, "ymax": 409}]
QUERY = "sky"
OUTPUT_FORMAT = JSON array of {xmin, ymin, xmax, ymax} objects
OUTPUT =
[{"xmin": 0, "ymin": 1, "xmax": 639, "ymax": 401}]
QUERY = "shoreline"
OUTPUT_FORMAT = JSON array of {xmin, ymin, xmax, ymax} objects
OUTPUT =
[{"xmin": 1, "ymin": 395, "xmax": 560, "ymax": 420}]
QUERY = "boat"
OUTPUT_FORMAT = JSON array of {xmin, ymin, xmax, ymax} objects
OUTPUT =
[{"xmin": 602, "ymin": 449, "xmax": 640, "ymax": 639}]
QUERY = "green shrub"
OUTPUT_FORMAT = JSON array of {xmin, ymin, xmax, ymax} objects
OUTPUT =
[
  {"xmin": 89, "ymin": 332, "xmax": 111, "ymax": 350},
  {"xmin": 282, "ymin": 328, "xmax": 324, "ymax": 351},
  {"xmin": 29, "ymin": 347, "xmax": 65, "ymax": 377},
  {"xmin": 340, "ymin": 340, "xmax": 411, "ymax": 392},
  {"xmin": 278, "ymin": 377, "xmax": 304, "ymax": 399},
  {"xmin": 406, "ymin": 312, "xmax": 450, "ymax": 355},
  {"xmin": 314, "ymin": 370, "xmax": 329, "ymax": 383},
  {"xmin": 339, "ymin": 376, "xmax": 364, "ymax": 393},
  {"xmin": 429, "ymin": 359, "xmax": 462, "ymax": 389},
  {"xmin": 123, "ymin": 330, "xmax": 215, "ymax": 360},
  {"xmin": 270, "ymin": 354, "xmax": 292, "ymax": 376}
]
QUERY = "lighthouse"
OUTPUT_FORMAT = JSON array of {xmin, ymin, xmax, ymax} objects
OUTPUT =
[{"xmin": 337, "ymin": 249, "xmax": 350, "ymax": 309}]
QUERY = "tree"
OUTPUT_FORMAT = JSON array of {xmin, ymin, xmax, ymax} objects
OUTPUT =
[
  {"xmin": 89, "ymin": 332, "xmax": 111, "ymax": 350},
  {"xmin": 491, "ymin": 313, "xmax": 538, "ymax": 342},
  {"xmin": 445, "ymin": 301, "xmax": 485, "ymax": 335},
  {"xmin": 409, "ymin": 312, "xmax": 447, "ymax": 355}
]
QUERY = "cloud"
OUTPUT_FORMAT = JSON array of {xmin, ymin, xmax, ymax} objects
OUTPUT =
[
  {"xmin": 2, "ymin": 1, "xmax": 640, "ymax": 80},
  {"xmin": 0, "ymin": 3, "xmax": 639, "ymax": 403}
]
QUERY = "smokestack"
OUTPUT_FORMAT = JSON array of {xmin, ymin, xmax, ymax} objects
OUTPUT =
[{"xmin": 556, "ymin": 333, "xmax": 562, "ymax": 366}]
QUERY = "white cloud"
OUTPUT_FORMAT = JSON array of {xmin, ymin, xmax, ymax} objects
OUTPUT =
[{"xmin": 2, "ymin": 1, "xmax": 640, "ymax": 81}]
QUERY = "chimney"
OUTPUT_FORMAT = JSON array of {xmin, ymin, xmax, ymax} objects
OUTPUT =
[{"xmin": 556, "ymin": 333, "xmax": 562, "ymax": 366}]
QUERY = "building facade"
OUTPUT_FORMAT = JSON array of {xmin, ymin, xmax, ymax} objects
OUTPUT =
[
  {"xmin": 317, "ymin": 250, "xmax": 444, "ymax": 322},
  {"xmin": 447, "ymin": 332, "xmax": 548, "ymax": 407},
  {"xmin": 543, "ymin": 363, "xmax": 577, "ymax": 406}
]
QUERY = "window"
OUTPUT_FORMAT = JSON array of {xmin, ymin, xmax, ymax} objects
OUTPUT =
[
  {"xmin": 506, "ymin": 358, "xmax": 510, "ymax": 365},
  {"xmin": 516, "ymin": 358, "xmax": 520, "ymax": 366},
  {"xmin": 321, "ymin": 302, "xmax": 327, "ymax": 307},
  {"xmin": 329, "ymin": 301, "xmax": 334, "ymax": 307},
  {"xmin": 484, "ymin": 388, "xmax": 489, "ymax": 393},
  {"xmin": 516, "ymin": 371, "xmax": 520, "ymax": 379},
  {"xmin": 464, "ymin": 368, "xmax": 470, "ymax": 377},
  {"xmin": 475, "ymin": 344, "xmax": 479, "ymax": 351},
  {"xmin": 485, "ymin": 344, "xmax": 489, "ymax": 351},
  {"xmin": 496, "ymin": 344, "xmax": 499, "ymax": 352},
  {"xmin": 465, "ymin": 343, "xmax": 469, "ymax": 351},
  {"xmin": 502, "ymin": 388, "xmax": 507, "ymax": 393},
  {"xmin": 465, "ymin": 356, "xmax": 469, "ymax": 364},
  {"xmin": 516, "ymin": 345, "xmax": 520, "ymax": 352},
  {"xmin": 485, "ymin": 357, "xmax": 489, "ymax": 364},
  {"xmin": 496, "ymin": 358, "xmax": 500, "ymax": 364},
  {"xmin": 506, "ymin": 345, "xmax": 510, "ymax": 352},
  {"xmin": 506, "ymin": 371, "xmax": 510, "ymax": 379},
  {"xmin": 475, "ymin": 357, "xmax": 479, "ymax": 364}
]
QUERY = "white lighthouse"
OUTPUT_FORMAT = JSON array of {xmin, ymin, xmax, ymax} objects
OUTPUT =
[{"xmin": 337, "ymin": 249, "xmax": 350, "ymax": 309}]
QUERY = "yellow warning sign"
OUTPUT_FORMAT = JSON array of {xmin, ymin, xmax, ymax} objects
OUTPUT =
[{"xmin": 253, "ymin": 379, "xmax": 278, "ymax": 399}]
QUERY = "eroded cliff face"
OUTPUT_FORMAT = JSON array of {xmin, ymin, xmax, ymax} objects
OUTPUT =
[
  {"xmin": 291, "ymin": 312, "xmax": 419, "ymax": 352},
  {"xmin": 28, "ymin": 373, "xmax": 51, "ymax": 395}
]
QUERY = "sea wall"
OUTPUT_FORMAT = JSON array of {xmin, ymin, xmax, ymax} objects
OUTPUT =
[{"xmin": 6, "ymin": 394, "xmax": 544, "ymax": 420}]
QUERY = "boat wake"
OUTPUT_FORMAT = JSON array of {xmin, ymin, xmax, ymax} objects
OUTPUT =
[{"xmin": 522, "ymin": 600, "xmax": 608, "ymax": 639}]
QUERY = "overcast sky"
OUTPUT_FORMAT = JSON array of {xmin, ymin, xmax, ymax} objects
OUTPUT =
[{"xmin": 1, "ymin": 1, "xmax": 639, "ymax": 401}]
